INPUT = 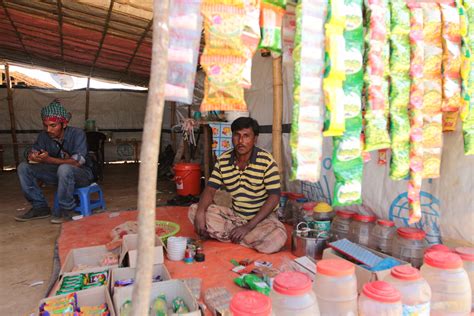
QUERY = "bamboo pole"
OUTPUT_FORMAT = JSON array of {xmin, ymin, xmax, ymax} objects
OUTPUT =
[
  {"xmin": 272, "ymin": 56, "xmax": 283, "ymax": 180},
  {"xmin": 170, "ymin": 101, "xmax": 176, "ymax": 151},
  {"xmin": 4, "ymin": 64, "xmax": 19, "ymax": 167},
  {"xmin": 85, "ymin": 76, "xmax": 91, "ymax": 121},
  {"xmin": 131, "ymin": 0, "xmax": 169, "ymax": 314}
]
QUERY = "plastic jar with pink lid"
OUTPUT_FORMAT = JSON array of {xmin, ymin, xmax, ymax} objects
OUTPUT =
[
  {"xmin": 330, "ymin": 211, "xmax": 355, "ymax": 241},
  {"xmin": 358, "ymin": 281, "xmax": 402, "ymax": 316},
  {"xmin": 391, "ymin": 227, "xmax": 428, "ymax": 268},
  {"xmin": 314, "ymin": 259, "xmax": 358, "ymax": 316},
  {"xmin": 270, "ymin": 271, "xmax": 320, "ymax": 316},
  {"xmin": 420, "ymin": 251, "xmax": 472, "ymax": 315},
  {"xmin": 368, "ymin": 219, "xmax": 396, "ymax": 255},
  {"xmin": 455, "ymin": 247, "xmax": 474, "ymax": 311},
  {"xmin": 230, "ymin": 291, "xmax": 273, "ymax": 316},
  {"xmin": 383, "ymin": 265, "xmax": 431, "ymax": 315},
  {"xmin": 348, "ymin": 214, "xmax": 376, "ymax": 247}
]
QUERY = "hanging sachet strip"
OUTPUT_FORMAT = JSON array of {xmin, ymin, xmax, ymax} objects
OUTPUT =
[{"xmin": 462, "ymin": 0, "xmax": 474, "ymax": 154}]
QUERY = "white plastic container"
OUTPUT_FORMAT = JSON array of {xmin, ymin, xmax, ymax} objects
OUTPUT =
[
  {"xmin": 369, "ymin": 219, "xmax": 396, "ymax": 255},
  {"xmin": 271, "ymin": 271, "xmax": 320, "ymax": 316},
  {"xmin": 166, "ymin": 236, "xmax": 187, "ymax": 261},
  {"xmin": 314, "ymin": 259, "xmax": 358, "ymax": 316},
  {"xmin": 230, "ymin": 290, "xmax": 273, "ymax": 316},
  {"xmin": 420, "ymin": 251, "xmax": 472, "ymax": 316},
  {"xmin": 358, "ymin": 281, "xmax": 402, "ymax": 316},
  {"xmin": 455, "ymin": 247, "xmax": 474, "ymax": 312},
  {"xmin": 383, "ymin": 265, "xmax": 431, "ymax": 315}
]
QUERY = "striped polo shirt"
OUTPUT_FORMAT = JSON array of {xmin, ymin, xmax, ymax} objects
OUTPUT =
[{"xmin": 208, "ymin": 146, "xmax": 281, "ymax": 220}]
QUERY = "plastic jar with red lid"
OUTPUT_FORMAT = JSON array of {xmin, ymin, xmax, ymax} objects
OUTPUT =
[
  {"xmin": 420, "ymin": 251, "xmax": 472, "ymax": 315},
  {"xmin": 391, "ymin": 227, "xmax": 428, "ymax": 268},
  {"xmin": 348, "ymin": 214, "xmax": 376, "ymax": 247},
  {"xmin": 358, "ymin": 281, "xmax": 402, "ymax": 316},
  {"xmin": 383, "ymin": 265, "xmax": 431, "ymax": 315},
  {"xmin": 455, "ymin": 247, "xmax": 474, "ymax": 311},
  {"xmin": 230, "ymin": 290, "xmax": 273, "ymax": 316},
  {"xmin": 285, "ymin": 193, "xmax": 307, "ymax": 225},
  {"xmin": 330, "ymin": 210, "xmax": 355, "ymax": 241},
  {"xmin": 368, "ymin": 219, "xmax": 396, "ymax": 255}
]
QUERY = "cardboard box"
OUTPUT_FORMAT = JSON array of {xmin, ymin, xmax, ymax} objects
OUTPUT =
[
  {"xmin": 322, "ymin": 247, "xmax": 411, "ymax": 293},
  {"xmin": 60, "ymin": 245, "xmax": 119, "ymax": 275},
  {"xmin": 113, "ymin": 280, "xmax": 200, "ymax": 316},
  {"xmin": 119, "ymin": 234, "xmax": 164, "ymax": 268},
  {"xmin": 50, "ymin": 267, "xmax": 111, "ymax": 297},
  {"xmin": 38, "ymin": 286, "xmax": 115, "ymax": 316},
  {"xmin": 110, "ymin": 264, "xmax": 171, "ymax": 295}
]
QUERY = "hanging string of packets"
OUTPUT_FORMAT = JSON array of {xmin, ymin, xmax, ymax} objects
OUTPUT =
[
  {"xmin": 462, "ymin": 0, "xmax": 474, "ymax": 155},
  {"xmin": 290, "ymin": 0, "xmax": 326, "ymax": 183}
]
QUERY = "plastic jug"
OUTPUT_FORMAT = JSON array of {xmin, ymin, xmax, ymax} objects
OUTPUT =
[
  {"xmin": 330, "ymin": 210, "xmax": 355, "ymax": 241},
  {"xmin": 271, "ymin": 271, "xmax": 320, "ymax": 316},
  {"xmin": 369, "ymin": 219, "xmax": 396, "ymax": 255},
  {"xmin": 420, "ymin": 251, "xmax": 472, "ymax": 316},
  {"xmin": 383, "ymin": 265, "xmax": 431, "ymax": 315},
  {"xmin": 358, "ymin": 281, "xmax": 402, "ymax": 316},
  {"xmin": 230, "ymin": 290, "xmax": 273, "ymax": 316},
  {"xmin": 348, "ymin": 214, "xmax": 376, "ymax": 247},
  {"xmin": 391, "ymin": 227, "xmax": 428, "ymax": 268},
  {"xmin": 314, "ymin": 259, "xmax": 358, "ymax": 316},
  {"xmin": 455, "ymin": 247, "xmax": 474, "ymax": 312}
]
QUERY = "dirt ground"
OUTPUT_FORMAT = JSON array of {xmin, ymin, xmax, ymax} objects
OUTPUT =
[{"xmin": 0, "ymin": 164, "xmax": 175, "ymax": 316}]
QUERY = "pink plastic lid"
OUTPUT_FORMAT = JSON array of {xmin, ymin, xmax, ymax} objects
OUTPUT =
[
  {"xmin": 397, "ymin": 227, "xmax": 426, "ymax": 240},
  {"xmin": 303, "ymin": 202, "xmax": 317, "ymax": 211},
  {"xmin": 425, "ymin": 244, "xmax": 452, "ymax": 254},
  {"xmin": 317, "ymin": 259, "xmax": 355, "ymax": 277},
  {"xmin": 455, "ymin": 247, "xmax": 474, "ymax": 262},
  {"xmin": 377, "ymin": 219, "xmax": 395, "ymax": 227},
  {"xmin": 288, "ymin": 193, "xmax": 305, "ymax": 200},
  {"xmin": 273, "ymin": 271, "xmax": 312, "ymax": 296},
  {"xmin": 336, "ymin": 210, "xmax": 356, "ymax": 219},
  {"xmin": 424, "ymin": 251, "xmax": 463, "ymax": 269},
  {"xmin": 353, "ymin": 214, "xmax": 376, "ymax": 223},
  {"xmin": 390, "ymin": 265, "xmax": 421, "ymax": 281},
  {"xmin": 230, "ymin": 291, "xmax": 272, "ymax": 316},
  {"xmin": 362, "ymin": 281, "xmax": 401, "ymax": 303},
  {"xmin": 281, "ymin": 192, "xmax": 290, "ymax": 197}
]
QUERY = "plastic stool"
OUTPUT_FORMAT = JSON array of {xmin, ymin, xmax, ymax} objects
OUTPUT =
[{"xmin": 54, "ymin": 183, "xmax": 106, "ymax": 216}]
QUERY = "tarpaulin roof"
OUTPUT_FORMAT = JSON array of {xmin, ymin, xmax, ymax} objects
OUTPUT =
[{"xmin": 0, "ymin": 0, "xmax": 154, "ymax": 86}]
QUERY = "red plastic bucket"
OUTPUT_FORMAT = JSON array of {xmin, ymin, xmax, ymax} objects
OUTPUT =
[{"xmin": 173, "ymin": 163, "xmax": 201, "ymax": 196}]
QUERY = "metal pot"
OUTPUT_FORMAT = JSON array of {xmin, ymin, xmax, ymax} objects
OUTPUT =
[{"xmin": 291, "ymin": 230, "xmax": 328, "ymax": 260}]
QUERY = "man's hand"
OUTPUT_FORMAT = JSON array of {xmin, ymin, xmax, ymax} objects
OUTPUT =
[
  {"xmin": 29, "ymin": 150, "xmax": 49, "ymax": 163},
  {"xmin": 194, "ymin": 211, "xmax": 210, "ymax": 239},
  {"xmin": 229, "ymin": 224, "xmax": 252, "ymax": 243}
]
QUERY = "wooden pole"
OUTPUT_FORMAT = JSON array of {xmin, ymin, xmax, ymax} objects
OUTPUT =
[
  {"xmin": 272, "ymin": 56, "xmax": 283, "ymax": 180},
  {"xmin": 170, "ymin": 101, "xmax": 176, "ymax": 151},
  {"xmin": 131, "ymin": 0, "xmax": 169, "ymax": 314},
  {"xmin": 4, "ymin": 64, "xmax": 19, "ymax": 167},
  {"xmin": 85, "ymin": 76, "xmax": 91, "ymax": 121}
]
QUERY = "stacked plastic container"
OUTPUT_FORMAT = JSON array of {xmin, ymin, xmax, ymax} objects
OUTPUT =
[
  {"xmin": 383, "ymin": 265, "xmax": 431, "ymax": 315},
  {"xmin": 230, "ymin": 291, "xmax": 273, "ymax": 316},
  {"xmin": 270, "ymin": 271, "xmax": 320, "ymax": 316},
  {"xmin": 348, "ymin": 214, "xmax": 376, "ymax": 247},
  {"xmin": 455, "ymin": 247, "xmax": 474, "ymax": 311},
  {"xmin": 420, "ymin": 251, "xmax": 472, "ymax": 315},
  {"xmin": 368, "ymin": 219, "xmax": 396, "ymax": 255},
  {"xmin": 330, "ymin": 211, "xmax": 355, "ymax": 241},
  {"xmin": 358, "ymin": 281, "xmax": 402, "ymax": 316},
  {"xmin": 314, "ymin": 259, "xmax": 358, "ymax": 316},
  {"xmin": 391, "ymin": 227, "xmax": 428, "ymax": 268}
]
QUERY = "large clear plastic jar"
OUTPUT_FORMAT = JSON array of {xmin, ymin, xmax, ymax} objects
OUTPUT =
[
  {"xmin": 383, "ymin": 265, "xmax": 431, "ymax": 315},
  {"xmin": 314, "ymin": 259, "xmax": 358, "ymax": 316},
  {"xmin": 369, "ymin": 219, "xmax": 396, "ymax": 255},
  {"xmin": 230, "ymin": 290, "xmax": 273, "ymax": 316},
  {"xmin": 420, "ymin": 251, "xmax": 472, "ymax": 315},
  {"xmin": 455, "ymin": 247, "xmax": 474, "ymax": 311},
  {"xmin": 391, "ymin": 227, "xmax": 428, "ymax": 268},
  {"xmin": 286, "ymin": 193, "xmax": 306, "ymax": 224},
  {"xmin": 271, "ymin": 271, "xmax": 320, "ymax": 316},
  {"xmin": 293, "ymin": 202, "xmax": 317, "ymax": 229},
  {"xmin": 330, "ymin": 210, "xmax": 355, "ymax": 241},
  {"xmin": 358, "ymin": 281, "xmax": 402, "ymax": 316},
  {"xmin": 348, "ymin": 214, "xmax": 376, "ymax": 247}
]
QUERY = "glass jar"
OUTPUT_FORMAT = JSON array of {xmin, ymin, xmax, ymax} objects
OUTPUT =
[
  {"xmin": 348, "ymin": 214, "xmax": 376, "ymax": 247},
  {"xmin": 314, "ymin": 259, "xmax": 358, "ymax": 316},
  {"xmin": 369, "ymin": 219, "xmax": 396, "ymax": 255},
  {"xmin": 420, "ymin": 251, "xmax": 472, "ymax": 316},
  {"xmin": 358, "ymin": 281, "xmax": 402, "ymax": 316},
  {"xmin": 391, "ymin": 227, "xmax": 428, "ymax": 268},
  {"xmin": 330, "ymin": 211, "xmax": 355, "ymax": 241},
  {"xmin": 383, "ymin": 265, "xmax": 431, "ymax": 315},
  {"xmin": 271, "ymin": 271, "xmax": 320, "ymax": 316},
  {"xmin": 230, "ymin": 290, "xmax": 273, "ymax": 316},
  {"xmin": 312, "ymin": 202, "xmax": 334, "ymax": 238},
  {"xmin": 455, "ymin": 247, "xmax": 474, "ymax": 311}
]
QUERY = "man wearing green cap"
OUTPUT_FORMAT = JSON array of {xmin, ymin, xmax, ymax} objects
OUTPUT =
[{"xmin": 14, "ymin": 99, "xmax": 94, "ymax": 224}]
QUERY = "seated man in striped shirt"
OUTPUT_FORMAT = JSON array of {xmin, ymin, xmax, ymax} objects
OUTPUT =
[{"xmin": 188, "ymin": 117, "xmax": 287, "ymax": 254}]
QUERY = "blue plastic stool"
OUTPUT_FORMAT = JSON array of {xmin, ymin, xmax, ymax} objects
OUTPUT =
[{"xmin": 54, "ymin": 183, "xmax": 106, "ymax": 216}]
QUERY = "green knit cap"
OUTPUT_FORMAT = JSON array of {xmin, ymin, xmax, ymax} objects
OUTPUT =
[{"xmin": 41, "ymin": 99, "xmax": 71, "ymax": 123}]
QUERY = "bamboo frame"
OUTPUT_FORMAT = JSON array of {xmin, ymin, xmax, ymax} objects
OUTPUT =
[
  {"xmin": 272, "ymin": 56, "xmax": 284, "ymax": 180},
  {"xmin": 89, "ymin": 0, "xmax": 115, "ymax": 77},
  {"xmin": 85, "ymin": 76, "xmax": 91, "ymax": 121},
  {"xmin": 4, "ymin": 64, "xmax": 20, "ymax": 166}
]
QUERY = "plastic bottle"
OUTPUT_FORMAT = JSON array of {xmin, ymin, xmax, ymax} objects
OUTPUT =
[
  {"xmin": 314, "ymin": 259, "xmax": 358, "ymax": 316},
  {"xmin": 455, "ymin": 247, "xmax": 474, "ymax": 311},
  {"xmin": 383, "ymin": 265, "xmax": 431, "ymax": 315},
  {"xmin": 420, "ymin": 251, "xmax": 472, "ymax": 316},
  {"xmin": 391, "ymin": 227, "xmax": 428, "ymax": 268},
  {"xmin": 312, "ymin": 202, "xmax": 334, "ymax": 238},
  {"xmin": 369, "ymin": 219, "xmax": 396, "ymax": 255},
  {"xmin": 358, "ymin": 281, "xmax": 402, "ymax": 316},
  {"xmin": 270, "ymin": 271, "xmax": 320, "ymax": 316},
  {"xmin": 330, "ymin": 210, "xmax": 355, "ymax": 241},
  {"xmin": 230, "ymin": 290, "xmax": 273, "ymax": 316},
  {"xmin": 348, "ymin": 214, "xmax": 376, "ymax": 247}
]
